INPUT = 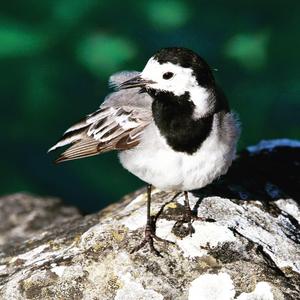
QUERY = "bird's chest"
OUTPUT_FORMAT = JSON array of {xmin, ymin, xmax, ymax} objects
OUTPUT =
[
  {"xmin": 119, "ymin": 118, "xmax": 232, "ymax": 191},
  {"xmin": 151, "ymin": 92, "xmax": 213, "ymax": 154}
]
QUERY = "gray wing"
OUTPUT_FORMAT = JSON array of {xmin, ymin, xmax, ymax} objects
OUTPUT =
[
  {"xmin": 105, "ymin": 71, "xmax": 153, "ymax": 109},
  {"xmin": 48, "ymin": 71, "xmax": 153, "ymax": 163},
  {"xmin": 108, "ymin": 70, "xmax": 140, "ymax": 87}
]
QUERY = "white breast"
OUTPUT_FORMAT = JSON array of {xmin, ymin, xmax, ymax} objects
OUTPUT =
[{"xmin": 118, "ymin": 112, "xmax": 240, "ymax": 191}]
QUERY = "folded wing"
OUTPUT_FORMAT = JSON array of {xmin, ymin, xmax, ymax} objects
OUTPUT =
[{"xmin": 48, "ymin": 105, "xmax": 152, "ymax": 163}]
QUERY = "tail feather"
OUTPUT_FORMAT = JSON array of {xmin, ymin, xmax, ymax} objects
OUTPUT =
[
  {"xmin": 54, "ymin": 138, "xmax": 101, "ymax": 163},
  {"xmin": 48, "ymin": 127, "xmax": 88, "ymax": 153}
]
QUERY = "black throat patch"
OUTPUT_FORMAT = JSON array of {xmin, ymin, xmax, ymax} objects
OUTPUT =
[{"xmin": 150, "ymin": 89, "xmax": 214, "ymax": 154}]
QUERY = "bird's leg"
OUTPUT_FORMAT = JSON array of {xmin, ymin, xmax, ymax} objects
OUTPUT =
[
  {"xmin": 181, "ymin": 191, "xmax": 206, "ymax": 237},
  {"xmin": 130, "ymin": 184, "xmax": 174, "ymax": 256},
  {"xmin": 182, "ymin": 191, "xmax": 194, "ymax": 236}
]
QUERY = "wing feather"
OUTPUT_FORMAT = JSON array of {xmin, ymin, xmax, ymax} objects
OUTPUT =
[
  {"xmin": 49, "ymin": 105, "xmax": 152, "ymax": 163},
  {"xmin": 55, "ymin": 138, "xmax": 100, "ymax": 163},
  {"xmin": 49, "ymin": 71, "xmax": 153, "ymax": 163}
]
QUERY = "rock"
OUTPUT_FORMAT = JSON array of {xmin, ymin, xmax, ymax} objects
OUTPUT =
[
  {"xmin": 0, "ymin": 193, "xmax": 81, "ymax": 248},
  {"xmin": 0, "ymin": 139, "xmax": 299, "ymax": 300}
]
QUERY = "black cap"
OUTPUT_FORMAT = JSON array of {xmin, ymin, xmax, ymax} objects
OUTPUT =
[{"xmin": 153, "ymin": 47, "xmax": 215, "ymax": 88}]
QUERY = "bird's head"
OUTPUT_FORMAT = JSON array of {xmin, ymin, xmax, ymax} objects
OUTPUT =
[{"xmin": 119, "ymin": 47, "xmax": 216, "ymax": 117}]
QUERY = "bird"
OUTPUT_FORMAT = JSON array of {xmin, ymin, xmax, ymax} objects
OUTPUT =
[{"xmin": 48, "ymin": 47, "xmax": 240, "ymax": 255}]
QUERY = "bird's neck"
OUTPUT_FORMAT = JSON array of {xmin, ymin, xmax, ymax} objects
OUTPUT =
[{"xmin": 150, "ymin": 89, "xmax": 214, "ymax": 154}]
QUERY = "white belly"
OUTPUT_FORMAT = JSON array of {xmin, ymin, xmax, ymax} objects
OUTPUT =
[{"xmin": 119, "ymin": 113, "xmax": 239, "ymax": 191}]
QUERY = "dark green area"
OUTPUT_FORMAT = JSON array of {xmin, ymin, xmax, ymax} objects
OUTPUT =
[{"xmin": 1, "ymin": 1, "xmax": 299, "ymax": 212}]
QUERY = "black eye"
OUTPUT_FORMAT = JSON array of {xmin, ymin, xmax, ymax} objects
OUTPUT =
[{"xmin": 163, "ymin": 72, "xmax": 174, "ymax": 80}]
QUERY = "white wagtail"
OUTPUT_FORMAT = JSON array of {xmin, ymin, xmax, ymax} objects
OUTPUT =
[{"xmin": 49, "ymin": 47, "xmax": 240, "ymax": 255}]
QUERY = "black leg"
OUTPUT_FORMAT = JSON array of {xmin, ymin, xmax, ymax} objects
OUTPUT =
[
  {"xmin": 179, "ymin": 191, "xmax": 206, "ymax": 237},
  {"xmin": 130, "ymin": 184, "xmax": 174, "ymax": 256},
  {"xmin": 146, "ymin": 184, "xmax": 151, "ymax": 227},
  {"xmin": 183, "ymin": 191, "xmax": 195, "ymax": 236}
]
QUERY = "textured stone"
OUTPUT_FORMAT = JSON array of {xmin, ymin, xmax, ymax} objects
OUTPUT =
[
  {"xmin": 0, "ymin": 193, "xmax": 81, "ymax": 247},
  {"xmin": 0, "ymin": 139, "xmax": 299, "ymax": 300}
]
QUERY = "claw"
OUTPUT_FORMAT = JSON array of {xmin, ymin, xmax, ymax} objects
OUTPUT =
[
  {"xmin": 130, "ymin": 185, "xmax": 175, "ymax": 256},
  {"xmin": 183, "ymin": 213, "xmax": 205, "ymax": 237},
  {"xmin": 175, "ymin": 191, "xmax": 207, "ymax": 237},
  {"xmin": 131, "ymin": 224, "xmax": 174, "ymax": 256}
]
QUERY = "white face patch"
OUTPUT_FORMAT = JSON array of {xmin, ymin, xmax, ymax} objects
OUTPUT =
[{"xmin": 141, "ymin": 58, "xmax": 211, "ymax": 118}]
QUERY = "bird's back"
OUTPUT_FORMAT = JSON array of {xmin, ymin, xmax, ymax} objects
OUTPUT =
[{"xmin": 104, "ymin": 71, "xmax": 153, "ymax": 109}]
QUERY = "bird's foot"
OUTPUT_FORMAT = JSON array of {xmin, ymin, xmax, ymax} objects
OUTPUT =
[
  {"xmin": 130, "ymin": 223, "xmax": 174, "ymax": 257},
  {"xmin": 175, "ymin": 210, "xmax": 207, "ymax": 237}
]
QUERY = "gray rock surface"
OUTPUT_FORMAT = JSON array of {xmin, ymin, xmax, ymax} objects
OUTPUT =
[
  {"xmin": 0, "ymin": 193, "xmax": 81, "ymax": 247},
  {"xmin": 0, "ymin": 139, "xmax": 299, "ymax": 300}
]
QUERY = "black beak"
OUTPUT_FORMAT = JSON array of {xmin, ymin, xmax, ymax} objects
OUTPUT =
[{"xmin": 119, "ymin": 75, "xmax": 156, "ymax": 90}]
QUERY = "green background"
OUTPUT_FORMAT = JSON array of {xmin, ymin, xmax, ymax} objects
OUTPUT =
[{"xmin": 1, "ymin": 0, "xmax": 299, "ymax": 212}]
